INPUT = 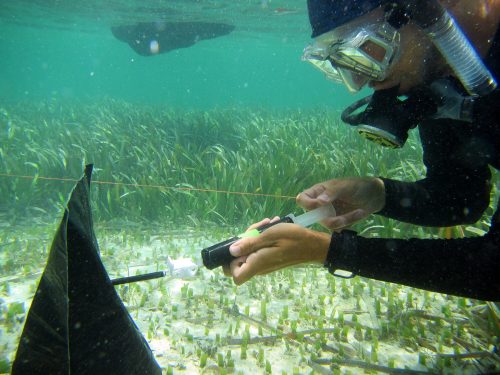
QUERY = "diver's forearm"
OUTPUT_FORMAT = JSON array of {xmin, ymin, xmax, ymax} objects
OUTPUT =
[
  {"xmin": 378, "ymin": 176, "xmax": 491, "ymax": 226},
  {"xmin": 324, "ymin": 207, "xmax": 500, "ymax": 301}
]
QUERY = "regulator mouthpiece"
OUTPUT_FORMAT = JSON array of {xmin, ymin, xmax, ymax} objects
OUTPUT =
[{"xmin": 341, "ymin": 85, "xmax": 437, "ymax": 148}]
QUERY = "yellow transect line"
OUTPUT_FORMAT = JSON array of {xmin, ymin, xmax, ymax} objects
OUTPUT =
[{"xmin": 0, "ymin": 172, "xmax": 296, "ymax": 200}]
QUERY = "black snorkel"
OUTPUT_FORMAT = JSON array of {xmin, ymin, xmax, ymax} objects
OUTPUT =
[{"xmin": 386, "ymin": 0, "xmax": 497, "ymax": 96}]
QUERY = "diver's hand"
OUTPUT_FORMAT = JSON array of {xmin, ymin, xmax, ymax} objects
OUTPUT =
[
  {"xmin": 296, "ymin": 177, "xmax": 385, "ymax": 230},
  {"xmin": 222, "ymin": 223, "xmax": 330, "ymax": 285},
  {"xmin": 430, "ymin": 78, "xmax": 474, "ymax": 122}
]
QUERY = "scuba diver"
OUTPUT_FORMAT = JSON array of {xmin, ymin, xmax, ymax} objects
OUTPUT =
[{"xmin": 222, "ymin": 0, "xmax": 500, "ymax": 301}]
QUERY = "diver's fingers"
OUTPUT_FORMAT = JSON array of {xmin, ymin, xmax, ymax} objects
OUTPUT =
[
  {"xmin": 296, "ymin": 185, "xmax": 325, "ymax": 207},
  {"xmin": 229, "ymin": 255, "xmax": 250, "ymax": 284},
  {"xmin": 297, "ymin": 185, "xmax": 335, "ymax": 210},
  {"xmin": 247, "ymin": 216, "xmax": 281, "ymax": 231},
  {"xmin": 224, "ymin": 256, "xmax": 247, "ymax": 277},
  {"xmin": 229, "ymin": 232, "xmax": 269, "ymax": 258},
  {"xmin": 229, "ymin": 239, "xmax": 250, "ymax": 258},
  {"xmin": 247, "ymin": 218, "xmax": 272, "ymax": 231},
  {"xmin": 230, "ymin": 253, "xmax": 262, "ymax": 285},
  {"xmin": 322, "ymin": 209, "xmax": 367, "ymax": 230},
  {"xmin": 232, "ymin": 217, "xmax": 282, "ymax": 258}
]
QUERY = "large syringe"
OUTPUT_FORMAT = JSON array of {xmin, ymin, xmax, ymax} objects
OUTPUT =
[{"xmin": 201, "ymin": 204, "xmax": 336, "ymax": 270}]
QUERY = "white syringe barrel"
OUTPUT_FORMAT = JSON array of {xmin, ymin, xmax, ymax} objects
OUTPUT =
[{"xmin": 289, "ymin": 204, "xmax": 336, "ymax": 228}]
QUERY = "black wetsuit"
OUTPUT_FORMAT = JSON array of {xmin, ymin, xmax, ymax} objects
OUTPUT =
[{"xmin": 325, "ymin": 29, "xmax": 500, "ymax": 301}]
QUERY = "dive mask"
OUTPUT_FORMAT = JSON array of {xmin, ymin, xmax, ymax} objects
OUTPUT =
[{"xmin": 302, "ymin": 22, "xmax": 400, "ymax": 92}]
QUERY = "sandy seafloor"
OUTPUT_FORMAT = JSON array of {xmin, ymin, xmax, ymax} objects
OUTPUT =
[{"xmin": 1, "ymin": 218, "xmax": 499, "ymax": 375}]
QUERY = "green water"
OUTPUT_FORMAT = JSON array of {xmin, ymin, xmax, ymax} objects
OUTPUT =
[
  {"xmin": 0, "ymin": 0, "xmax": 366, "ymax": 109},
  {"xmin": 1, "ymin": 1, "xmax": 499, "ymax": 374}
]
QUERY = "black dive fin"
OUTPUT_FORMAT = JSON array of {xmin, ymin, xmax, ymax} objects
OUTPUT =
[{"xmin": 11, "ymin": 164, "xmax": 161, "ymax": 375}]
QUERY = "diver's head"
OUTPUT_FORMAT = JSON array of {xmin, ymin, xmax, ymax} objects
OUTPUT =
[
  {"xmin": 303, "ymin": 0, "xmax": 443, "ymax": 94},
  {"xmin": 303, "ymin": 0, "xmax": 497, "ymax": 96},
  {"xmin": 304, "ymin": 0, "xmax": 497, "ymax": 149}
]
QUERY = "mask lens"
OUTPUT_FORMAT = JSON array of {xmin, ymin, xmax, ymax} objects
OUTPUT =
[
  {"xmin": 303, "ymin": 22, "xmax": 400, "ymax": 91},
  {"xmin": 302, "ymin": 45, "xmax": 344, "ymax": 83},
  {"xmin": 338, "ymin": 69, "xmax": 370, "ymax": 92},
  {"xmin": 303, "ymin": 52, "xmax": 371, "ymax": 92},
  {"xmin": 331, "ymin": 47, "xmax": 382, "ymax": 79},
  {"xmin": 309, "ymin": 59, "xmax": 344, "ymax": 83},
  {"xmin": 359, "ymin": 40, "xmax": 387, "ymax": 63}
]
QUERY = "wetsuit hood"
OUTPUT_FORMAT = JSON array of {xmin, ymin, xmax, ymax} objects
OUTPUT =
[{"xmin": 307, "ymin": 0, "xmax": 386, "ymax": 37}]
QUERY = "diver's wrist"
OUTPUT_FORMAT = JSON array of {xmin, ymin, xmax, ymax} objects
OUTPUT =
[{"xmin": 308, "ymin": 230, "xmax": 331, "ymax": 264}]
